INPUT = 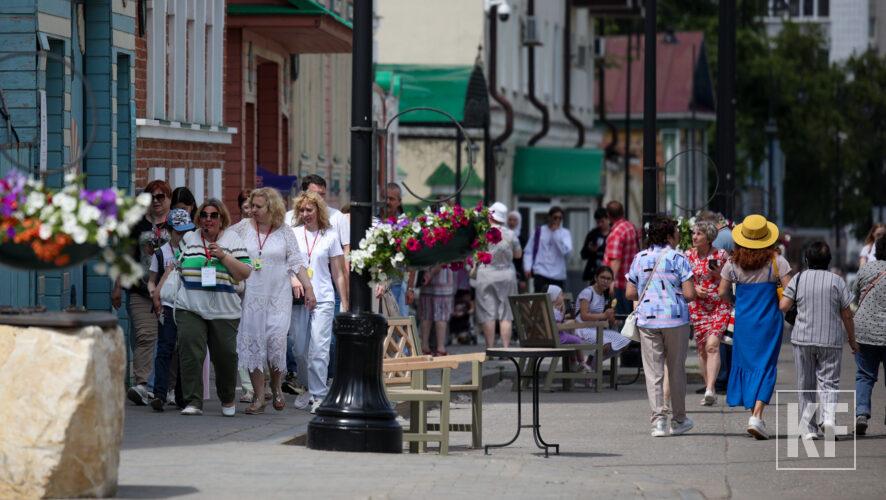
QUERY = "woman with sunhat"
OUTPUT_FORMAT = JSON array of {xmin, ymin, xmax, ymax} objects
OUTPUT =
[
  {"xmin": 474, "ymin": 202, "xmax": 522, "ymax": 348},
  {"xmin": 717, "ymin": 214, "xmax": 792, "ymax": 440}
]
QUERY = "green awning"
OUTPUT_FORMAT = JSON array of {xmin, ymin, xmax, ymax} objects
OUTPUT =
[
  {"xmin": 513, "ymin": 147, "xmax": 604, "ymax": 197},
  {"xmin": 227, "ymin": 0, "xmax": 351, "ymax": 29},
  {"xmin": 374, "ymin": 64, "xmax": 474, "ymax": 124}
]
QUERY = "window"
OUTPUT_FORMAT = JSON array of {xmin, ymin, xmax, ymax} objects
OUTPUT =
[
  {"xmin": 818, "ymin": 0, "xmax": 829, "ymax": 17},
  {"xmin": 803, "ymin": 0, "xmax": 813, "ymax": 17},
  {"xmin": 144, "ymin": 0, "xmax": 224, "ymax": 125}
]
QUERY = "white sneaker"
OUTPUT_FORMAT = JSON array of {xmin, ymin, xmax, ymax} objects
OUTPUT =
[
  {"xmin": 671, "ymin": 417, "xmax": 694, "ymax": 436},
  {"xmin": 221, "ymin": 405, "xmax": 236, "ymax": 417},
  {"xmin": 293, "ymin": 392, "xmax": 313, "ymax": 411},
  {"xmin": 802, "ymin": 432, "xmax": 819, "ymax": 441},
  {"xmin": 127, "ymin": 384, "xmax": 150, "ymax": 406},
  {"xmin": 310, "ymin": 398, "xmax": 322, "ymax": 414},
  {"xmin": 748, "ymin": 416, "xmax": 769, "ymax": 440},
  {"xmin": 180, "ymin": 405, "xmax": 203, "ymax": 416},
  {"xmin": 702, "ymin": 390, "xmax": 717, "ymax": 406},
  {"xmin": 651, "ymin": 419, "xmax": 668, "ymax": 437}
]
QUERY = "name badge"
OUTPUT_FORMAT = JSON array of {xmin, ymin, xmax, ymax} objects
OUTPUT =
[
  {"xmin": 254, "ymin": 258, "xmax": 263, "ymax": 270},
  {"xmin": 201, "ymin": 266, "xmax": 217, "ymax": 287}
]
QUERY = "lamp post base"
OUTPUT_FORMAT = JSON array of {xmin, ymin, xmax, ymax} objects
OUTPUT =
[{"xmin": 306, "ymin": 312, "xmax": 403, "ymax": 453}]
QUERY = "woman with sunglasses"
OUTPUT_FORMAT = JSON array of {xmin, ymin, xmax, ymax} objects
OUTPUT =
[
  {"xmin": 174, "ymin": 199, "xmax": 253, "ymax": 416},
  {"xmin": 573, "ymin": 266, "xmax": 630, "ymax": 376},
  {"xmin": 236, "ymin": 188, "xmax": 316, "ymax": 414},
  {"xmin": 289, "ymin": 191, "xmax": 349, "ymax": 413},
  {"xmin": 116, "ymin": 179, "xmax": 172, "ymax": 406}
]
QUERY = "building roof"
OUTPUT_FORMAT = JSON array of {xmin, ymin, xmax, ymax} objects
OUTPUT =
[
  {"xmin": 226, "ymin": 0, "xmax": 352, "ymax": 53},
  {"xmin": 424, "ymin": 162, "xmax": 484, "ymax": 189},
  {"xmin": 597, "ymin": 31, "xmax": 715, "ymax": 120}
]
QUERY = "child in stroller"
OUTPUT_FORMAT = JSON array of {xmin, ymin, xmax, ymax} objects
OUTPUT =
[{"xmin": 449, "ymin": 288, "xmax": 476, "ymax": 345}]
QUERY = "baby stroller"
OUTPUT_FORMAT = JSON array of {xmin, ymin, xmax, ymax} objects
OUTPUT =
[{"xmin": 449, "ymin": 288, "xmax": 476, "ymax": 345}]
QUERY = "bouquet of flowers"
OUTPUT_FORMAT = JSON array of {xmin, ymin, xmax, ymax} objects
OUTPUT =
[
  {"xmin": 350, "ymin": 203, "xmax": 501, "ymax": 283},
  {"xmin": 0, "ymin": 169, "xmax": 150, "ymax": 287},
  {"xmin": 676, "ymin": 216, "xmax": 695, "ymax": 251}
]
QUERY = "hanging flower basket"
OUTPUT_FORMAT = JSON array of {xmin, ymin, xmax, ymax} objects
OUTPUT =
[
  {"xmin": 0, "ymin": 169, "xmax": 150, "ymax": 286},
  {"xmin": 404, "ymin": 224, "xmax": 477, "ymax": 268},
  {"xmin": 350, "ymin": 203, "xmax": 501, "ymax": 283},
  {"xmin": 0, "ymin": 241, "xmax": 101, "ymax": 270}
]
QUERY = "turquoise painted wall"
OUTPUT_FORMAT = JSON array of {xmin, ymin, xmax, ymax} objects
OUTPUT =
[{"xmin": 0, "ymin": 0, "xmax": 135, "ymax": 313}]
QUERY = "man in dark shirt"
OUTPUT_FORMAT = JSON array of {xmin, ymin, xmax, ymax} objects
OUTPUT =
[
  {"xmin": 581, "ymin": 207, "xmax": 610, "ymax": 282},
  {"xmin": 113, "ymin": 180, "xmax": 172, "ymax": 406}
]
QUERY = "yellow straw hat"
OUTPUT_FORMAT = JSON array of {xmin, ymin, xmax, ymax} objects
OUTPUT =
[{"xmin": 732, "ymin": 214, "xmax": 779, "ymax": 249}]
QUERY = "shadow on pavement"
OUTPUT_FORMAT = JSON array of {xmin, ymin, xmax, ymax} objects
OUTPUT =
[{"xmin": 116, "ymin": 485, "xmax": 199, "ymax": 498}]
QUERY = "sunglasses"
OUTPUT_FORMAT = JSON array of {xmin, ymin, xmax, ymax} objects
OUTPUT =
[
  {"xmin": 152, "ymin": 193, "xmax": 167, "ymax": 202},
  {"xmin": 199, "ymin": 211, "xmax": 220, "ymax": 220}
]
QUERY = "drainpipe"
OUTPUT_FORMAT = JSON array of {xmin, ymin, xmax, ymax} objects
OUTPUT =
[
  {"xmin": 488, "ymin": 4, "xmax": 514, "ymax": 147},
  {"xmin": 562, "ymin": 0, "xmax": 584, "ymax": 148},
  {"xmin": 527, "ymin": 0, "xmax": 549, "ymax": 146}
]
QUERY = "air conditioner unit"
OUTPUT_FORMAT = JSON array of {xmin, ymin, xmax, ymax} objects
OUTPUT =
[
  {"xmin": 593, "ymin": 36, "xmax": 605, "ymax": 58},
  {"xmin": 522, "ymin": 16, "xmax": 543, "ymax": 47}
]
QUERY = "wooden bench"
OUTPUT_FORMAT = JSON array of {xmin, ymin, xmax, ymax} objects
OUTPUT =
[
  {"xmin": 383, "ymin": 317, "xmax": 486, "ymax": 452},
  {"xmin": 509, "ymin": 293, "xmax": 619, "ymax": 392}
]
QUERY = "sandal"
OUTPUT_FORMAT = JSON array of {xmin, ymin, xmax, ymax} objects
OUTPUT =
[
  {"xmin": 239, "ymin": 391, "xmax": 254, "ymax": 403},
  {"xmin": 422, "ymin": 348, "xmax": 433, "ymax": 355},
  {"xmin": 273, "ymin": 393, "xmax": 286, "ymax": 411},
  {"xmin": 434, "ymin": 350, "xmax": 448, "ymax": 356},
  {"xmin": 244, "ymin": 397, "xmax": 267, "ymax": 415}
]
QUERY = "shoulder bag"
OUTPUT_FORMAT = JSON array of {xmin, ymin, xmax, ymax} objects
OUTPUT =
[
  {"xmin": 620, "ymin": 249, "xmax": 669, "ymax": 342},
  {"xmin": 859, "ymin": 269, "xmax": 886, "ymax": 307}
]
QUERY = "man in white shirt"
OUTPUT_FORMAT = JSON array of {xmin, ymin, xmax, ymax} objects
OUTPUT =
[{"xmin": 523, "ymin": 206, "xmax": 573, "ymax": 293}]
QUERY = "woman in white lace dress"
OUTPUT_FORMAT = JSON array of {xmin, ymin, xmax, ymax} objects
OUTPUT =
[{"xmin": 234, "ymin": 188, "xmax": 316, "ymax": 414}]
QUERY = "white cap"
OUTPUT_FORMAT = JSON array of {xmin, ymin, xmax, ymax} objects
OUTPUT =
[
  {"xmin": 546, "ymin": 284, "xmax": 562, "ymax": 302},
  {"xmin": 489, "ymin": 201, "xmax": 508, "ymax": 224}
]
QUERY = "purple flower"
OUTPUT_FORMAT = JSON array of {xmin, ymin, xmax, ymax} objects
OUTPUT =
[
  {"xmin": 6, "ymin": 226, "xmax": 15, "ymax": 239},
  {"xmin": 82, "ymin": 188, "xmax": 118, "ymax": 219}
]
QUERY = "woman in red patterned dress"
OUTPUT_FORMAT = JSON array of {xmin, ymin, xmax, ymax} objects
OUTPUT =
[{"xmin": 686, "ymin": 220, "xmax": 732, "ymax": 406}]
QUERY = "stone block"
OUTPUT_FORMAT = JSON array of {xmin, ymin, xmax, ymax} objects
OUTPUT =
[{"xmin": 0, "ymin": 323, "xmax": 125, "ymax": 498}]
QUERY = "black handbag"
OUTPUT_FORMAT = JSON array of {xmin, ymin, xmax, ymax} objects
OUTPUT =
[{"xmin": 785, "ymin": 271, "xmax": 802, "ymax": 326}]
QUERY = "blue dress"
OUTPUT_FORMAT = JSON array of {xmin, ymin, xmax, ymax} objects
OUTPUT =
[{"xmin": 726, "ymin": 280, "xmax": 783, "ymax": 409}]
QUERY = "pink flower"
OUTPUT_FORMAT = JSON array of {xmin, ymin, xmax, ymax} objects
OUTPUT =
[
  {"xmin": 477, "ymin": 251, "xmax": 492, "ymax": 265},
  {"xmin": 406, "ymin": 238, "xmax": 421, "ymax": 252},
  {"xmin": 486, "ymin": 227, "xmax": 502, "ymax": 244},
  {"xmin": 449, "ymin": 261, "xmax": 464, "ymax": 271},
  {"xmin": 471, "ymin": 239, "xmax": 480, "ymax": 249}
]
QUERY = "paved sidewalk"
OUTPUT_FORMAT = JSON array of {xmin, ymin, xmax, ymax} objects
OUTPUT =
[{"xmin": 119, "ymin": 340, "xmax": 883, "ymax": 499}]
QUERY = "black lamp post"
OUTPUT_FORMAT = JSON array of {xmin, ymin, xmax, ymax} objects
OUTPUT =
[
  {"xmin": 641, "ymin": 0, "xmax": 657, "ymax": 227},
  {"xmin": 306, "ymin": 0, "xmax": 403, "ymax": 453}
]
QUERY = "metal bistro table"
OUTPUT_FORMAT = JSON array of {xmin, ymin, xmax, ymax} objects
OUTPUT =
[{"xmin": 484, "ymin": 347, "xmax": 575, "ymax": 457}]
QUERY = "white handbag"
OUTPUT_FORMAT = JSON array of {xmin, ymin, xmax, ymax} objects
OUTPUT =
[
  {"xmin": 620, "ymin": 250, "xmax": 669, "ymax": 342},
  {"xmin": 159, "ymin": 266, "xmax": 181, "ymax": 305}
]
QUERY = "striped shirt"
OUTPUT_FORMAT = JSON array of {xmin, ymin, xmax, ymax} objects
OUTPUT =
[
  {"xmin": 783, "ymin": 270, "xmax": 852, "ymax": 348},
  {"xmin": 175, "ymin": 229, "xmax": 252, "ymax": 320}
]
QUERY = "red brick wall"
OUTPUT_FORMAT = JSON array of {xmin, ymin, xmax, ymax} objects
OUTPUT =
[
  {"xmin": 134, "ymin": 139, "xmax": 226, "ymax": 190},
  {"xmin": 223, "ymin": 28, "xmax": 245, "ymax": 207},
  {"xmin": 256, "ymin": 62, "xmax": 280, "ymax": 174}
]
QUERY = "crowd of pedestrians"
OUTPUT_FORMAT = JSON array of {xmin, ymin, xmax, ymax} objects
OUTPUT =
[{"xmin": 119, "ymin": 182, "xmax": 884, "ymax": 439}]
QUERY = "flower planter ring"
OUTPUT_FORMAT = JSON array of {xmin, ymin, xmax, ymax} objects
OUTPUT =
[
  {"xmin": 0, "ymin": 51, "xmax": 97, "ymax": 176},
  {"xmin": 381, "ymin": 106, "xmax": 478, "ymax": 205},
  {"xmin": 662, "ymin": 148, "xmax": 720, "ymax": 214}
]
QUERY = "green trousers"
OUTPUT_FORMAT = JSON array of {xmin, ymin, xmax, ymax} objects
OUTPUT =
[{"xmin": 175, "ymin": 309, "xmax": 239, "ymax": 409}]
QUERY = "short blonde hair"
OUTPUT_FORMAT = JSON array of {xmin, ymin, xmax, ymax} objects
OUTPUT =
[
  {"xmin": 197, "ymin": 198, "xmax": 232, "ymax": 229},
  {"xmin": 292, "ymin": 190, "xmax": 331, "ymax": 231},
  {"xmin": 249, "ymin": 187, "xmax": 286, "ymax": 229}
]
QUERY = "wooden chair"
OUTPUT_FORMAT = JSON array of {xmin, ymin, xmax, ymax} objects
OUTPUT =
[
  {"xmin": 383, "ymin": 317, "xmax": 486, "ymax": 451},
  {"xmin": 509, "ymin": 293, "xmax": 618, "ymax": 392}
]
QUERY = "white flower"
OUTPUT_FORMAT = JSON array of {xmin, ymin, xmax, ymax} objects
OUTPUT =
[
  {"xmin": 52, "ymin": 193, "xmax": 78, "ymax": 213},
  {"xmin": 367, "ymin": 243, "xmax": 377, "ymax": 255},
  {"xmin": 96, "ymin": 228, "xmax": 109, "ymax": 247},
  {"xmin": 64, "ymin": 171, "xmax": 78, "ymax": 184},
  {"xmin": 24, "ymin": 191, "xmax": 46, "ymax": 214},
  {"xmin": 38, "ymin": 224, "xmax": 53, "ymax": 240},
  {"xmin": 412, "ymin": 222, "xmax": 421, "ymax": 233},
  {"xmin": 77, "ymin": 204, "xmax": 101, "ymax": 224},
  {"xmin": 70, "ymin": 225, "xmax": 88, "ymax": 244},
  {"xmin": 393, "ymin": 252, "xmax": 405, "ymax": 263},
  {"xmin": 136, "ymin": 192, "xmax": 152, "ymax": 207}
]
